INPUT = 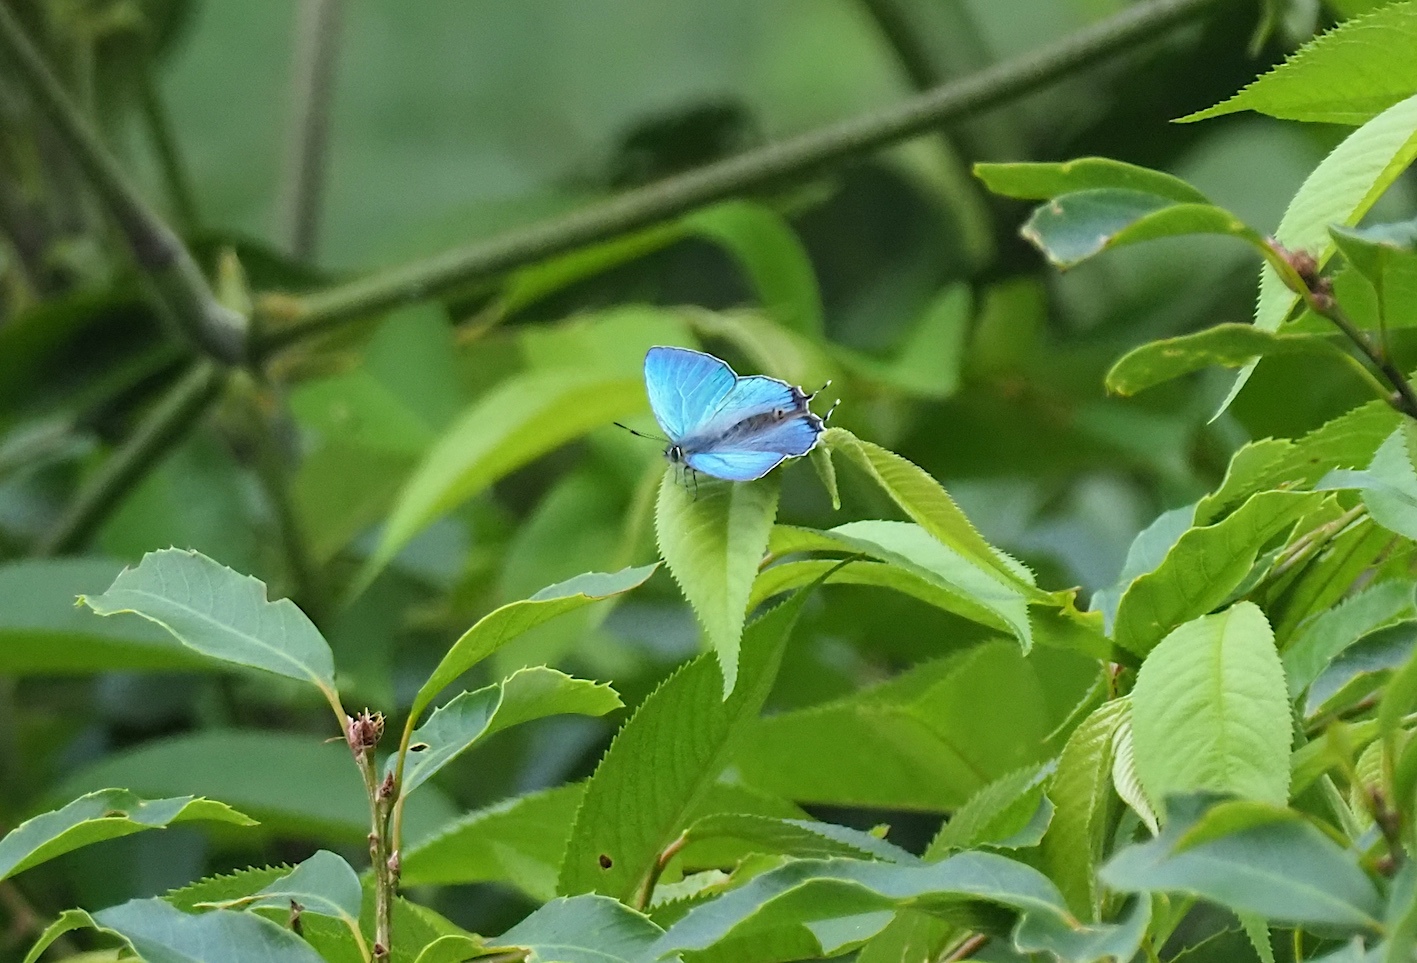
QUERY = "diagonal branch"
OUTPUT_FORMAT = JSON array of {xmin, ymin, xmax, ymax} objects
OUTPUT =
[
  {"xmin": 0, "ymin": 3, "xmax": 246, "ymax": 363},
  {"xmin": 256, "ymin": 0, "xmax": 1228, "ymax": 353}
]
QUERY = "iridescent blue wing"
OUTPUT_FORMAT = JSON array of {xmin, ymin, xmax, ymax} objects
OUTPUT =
[
  {"xmin": 682, "ymin": 374, "xmax": 807, "ymax": 448},
  {"xmin": 686, "ymin": 413, "xmax": 824, "ymax": 482},
  {"xmin": 644, "ymin": 347, "xmax": 737, "ymax": 442}
]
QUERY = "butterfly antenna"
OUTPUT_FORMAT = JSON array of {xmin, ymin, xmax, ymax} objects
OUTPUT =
[
  {"xmin": 823, "ymin": 397, "xmax": 842, "ymax": 424},
  {"xmin": 613, "ymin": 422, "xmax": 667, "ymax": 443},
  {"xmin": 807, "ymin": 379, "xmax": 832, "ymax": 402}
]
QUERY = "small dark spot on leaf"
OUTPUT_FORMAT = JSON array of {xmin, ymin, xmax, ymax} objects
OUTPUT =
[
  {"xmin": 410, "ymin": 743, "xmax": 429, "ymax": 752},
  {"xmin": 598, "ymin": 854, "xmax": 613, "ymax": 869},
  {"xmin": 102, "ymin": 810, "xmax": 128, "ymax": 819}
]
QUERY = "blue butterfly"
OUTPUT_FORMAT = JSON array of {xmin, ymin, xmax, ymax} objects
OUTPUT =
[{"xmin": 637, "ymin": 345, "xmax": 829, "ymax": 482}]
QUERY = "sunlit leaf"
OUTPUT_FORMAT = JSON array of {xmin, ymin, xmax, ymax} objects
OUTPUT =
[
  {"xmin": 1131, "ymin": 604, "xmax": 1292, "ymax": 809},
  {"xmin": 656, "ymin": 469, "xmax": 779, "ymax": 695},
  {"xmin": 1183, "ymin": 4, "xmax": 1417, "ymax": 125}
]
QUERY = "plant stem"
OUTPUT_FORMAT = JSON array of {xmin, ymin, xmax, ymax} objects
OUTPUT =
[
  {"xmin": 942, "ymin": 933, "xmax": 989, "ymax": 961},
  {"xmin": 633, "ymin": 832, "xmax": 688, "ymax": 911},
  {"xmin": 247, "ymin": 401, "xmax": 326, "ymax": 623},
  {"xmin": 257, "ymin": 0, "xmax": 1227, "ymax": 352},
  {"xmin": 280, "ymin": 0, "xmax": 345, "ymax": 261},
  {"xmin": 0, "ymin": 3, "xmax": 246, "ymax": 363},
  {"xmin": 134, "ymin": 54, "xmax": 201, "ymax": 235},
  {"xmin": 37, "ymin": 361, "xmax": 226, "ymax": 555}
]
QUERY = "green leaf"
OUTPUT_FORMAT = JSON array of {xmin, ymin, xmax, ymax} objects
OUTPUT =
[
  {"xmin": 1183, "ymin": 3, "xmax": 1417, "ymax": 125},
  {"xmin": 53, "ymin": 731, "xmax": 456, "ymax": 845},
  {"xmin": 825, "ymin": 521, "xmax": 1032, "ymax": 651},
  {"xmin": 1307, "ymin": 623, "xmax": 1417, "ymax": 718},
  {"xmin": 1091, "ymin": 503, "xmax": 1196, "ymax": 632},
  {"xmin": 409, "ymin": 564, "xmax": 656, "ymax": 724},
  {"xmin": 400, "ymin": 668, "xmax": 620, "ymax": 795},
  {"xmin": 1283, "ymin": 580, "xmax": 1416, "ymax": 698},
  {"xmin": 1113, "ymin": 491, "xmax": 1323, "ymax": 656},
  {"xmin": 1019, "ymin": 190, "xmax": 1263, "ymax": 270},
  {"xmin": 558, "ymin": 585, "xmax": 808, "ymax": 901},
  {"xmin": 0, "ymin": 789, "xmax": 254, "ymax": 881},
  {"xmin": 1198, "ymin": 402, "xmax": 1401, "ymax": 523},
  {"xmin": 823, "ymin": 428, "xmax": 1031, "ymax": 594},
  {"xmin": 94, "ymin": 898, "xmax": 327, "ymax": 963},
  {"xmin": 202, "ymin": 850, "xmax": 362, "ymax": 927},
  {"xmin": 1131, "ymin": 604, "xmax": 1292, "ymax": 810},
  {"xmin": 23, "ymin": 909, "xmax": 105, "ymax": 963},
  {"xmin": 656, "ymin": 468, "xmax": 779, "ymax": 696},
  {"xmin": 78, "ymin": 549, "xmax": 336, "ymax": 699},
  {"xmin": 682, "ymin": 814, "xmax": 915, "ymax": 864},
  {"xmin": 401, "ymin": 784, "xmax": 584, "ymax": 901},
  {"xmin": 1320, "ymin": 427, "xmax": 1417, "ymax": 539},
  {"xmin": 734, "ymin": 642, "xmax": 1097, "ymax": 811},
  {"xmin": 973, "ymin": 158, "xmax": 1210, "ymax": 203},
  {"xmin": 491, "ymin": 895, "xmax": 664, "ymax": 963},
  {"xmin": 1102, "ymin": 797, "xmax": 1382, "ymax": 928},
  {"xmin": 0, "ymin": 558, "xmax": 215, "ymax": 674},
  {"xmin": 1040, "ymin": 698, "xmax": 1127, "ymax": 919},
  {"xmin": 360, "ymin": 370, "xmax": 645, "ymax": 588},
  {"xmin": 684, "ymin": 200, "xmax": 824, "ymax": 337},
  {"xmin": 1219, "ymin": 91, "xmax": 1417, "ymax": 416},
  {"xmin": 1112, "ymin": 715, "xmax": 1161, "ymax": 836},
  {"xmin": 1105, "ymin": 324, "xmax": 1349, "ymax": 396},
  {"xmin": 927, "ymin": 763, "xmax": 1052, "ymax": 855},
  {"xmin": 650, "ymin": 852, "xmax": 1149, "ymax": 963}
]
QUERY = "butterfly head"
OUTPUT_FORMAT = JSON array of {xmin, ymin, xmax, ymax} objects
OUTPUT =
[{"xmin": 665, "ymin": 443, "xmax": 686, "ymax": 465}]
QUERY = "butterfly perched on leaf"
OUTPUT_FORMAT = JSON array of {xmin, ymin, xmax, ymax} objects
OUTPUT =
[{"xmin": 635, "ymin": 345, "xmax": 832, "ymax": 482}]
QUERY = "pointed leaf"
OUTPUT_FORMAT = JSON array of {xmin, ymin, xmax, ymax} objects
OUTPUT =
[
  {"xmin": 1112, "ymin": 715, "xmax": 1160, "ymax": 836},
  {"xmin": 656, "ymin": 468, "xmax": 779, "ymax": 696},
  {"xmin": 1091, "ymin": 503, "xmax": 1196, "ymax": 632},
  {"xmin": 974, "ymin": 157, "xmax": 1209, "ymax": 203},
  {"xmin": 1131, "ymin": 604, "xmax": 1292, "ymax": 810},
  {"xmin": 650, "ymin": 852, "xmax": 1148, "ymax": 963},
  {"xmin": 361, "ymin": 370, "xmax": 645, "ymax": 586},
  {"xmin": 401, "ymin": 668, "xmax": 620, "ymax": 795},
  {"xmin": 927, "ymin": 764, "xmax": 1053, "ymax": 855},
  {"xmin": 493, "ymin": 895, "xmax": 664, "ymax": 963},
  {"xmin": 0, "ymin": 790, "xmax": 254, "ymax": 881},
  {"xmin": 409, "ymin": 564, "xmax": 654, "ymax": 723},
  {"xmin": 202, "ymin": 850, "xmax": 362, "ymax": 926},
  {"xmin": 682, "ymin": 815, "xmax": 915, "ymax": 864},
  {"xmin": 1102, "ymin": 798, "xmax": 1382, "ymax": 928},
  {"xmin": 78, "ymin": 549, "xmax": 336, "ymax": 698},
  {"xmin": 1220, "ymin": 91, "xmax": 1417, "ymax": 415},
  {"xmin": 1040, "ymin": 698, "xmax": 1128, "ymax": 919},
  {"xmin": 1114, "ymin": 491, "xmax": 1324, "ymax": 656},
  {"xmin": 1106, "ymin": 324, "xmax": 1349, "ymax": 396},
  {"xmin": 823, "ymin": 428, "xmax": 1030, "ymax": 593},
  {"xmin": 826, "ymin": 520, "xmax": 1032, "ymax": 651},
  {"xmin": 558, "ymin": 585, "xmax": 809, "ymax": 901},
  {"xmin": 1183, "ymin": 4, "xmax": 1417, "ymax": 125},
  {"xmin": 93, "ymin": 898, "xmax": 326, "ymax": 963},
  {"xmin": 1284, "ymin": 580, "xmax": 1416, "ymax": 698}
]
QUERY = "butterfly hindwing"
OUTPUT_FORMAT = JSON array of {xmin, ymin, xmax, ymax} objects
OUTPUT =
[
  {"xmin": 686, "ymin": 412, "xmax": 824, "ymax": 481},
  {"xmin": 644, "ymin": 346, "xmax": 737, "ymax": 441},
  {"xmin": 685, "ymin": 450, "xmax": 787, "ymax": 482}
]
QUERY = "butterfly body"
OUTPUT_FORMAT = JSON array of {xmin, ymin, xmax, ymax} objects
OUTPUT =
[{"xmin": 643, "ymin": 346, "xmax": 827, "ymax": 482}]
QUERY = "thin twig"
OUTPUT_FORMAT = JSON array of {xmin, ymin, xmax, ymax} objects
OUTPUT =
[
  {"xmin": 633, "ymin": 832, "xmax": 688, "ymax": 911},
  {"xmin": 256, "ymin": 0, "xmax": 1227, "ymax": 353},
  {"xmin": 37, "ymin": 362, "xmax": 226, "ymax": 555},
  {"xmin": 0, "ymin": 4, "xmax": 246, "ymax": 363},
  {"xmin": 280, "ymin": 0, "xmax": 345, "ymax": 261}
]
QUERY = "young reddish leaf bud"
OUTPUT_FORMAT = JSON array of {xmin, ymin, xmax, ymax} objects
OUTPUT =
[
  {"xmin": 347, "ymin": 710, "xmax": 384, "ymax": 752},
  {"xmin": 387, "ymin": 851, "xmax": 401, "ymax": 880},
  {"xmin": 1271, "ymin": 239, "xmax": 1322, "ymax": 290},
  {"xmin": 378, "ymin": 770, "xmax": 396, "ymax": 800}
]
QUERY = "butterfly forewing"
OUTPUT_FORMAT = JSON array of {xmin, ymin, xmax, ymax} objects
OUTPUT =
[{"xmin": 644, "ymin": 346, "xmax": 736, "ymax": 441}]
